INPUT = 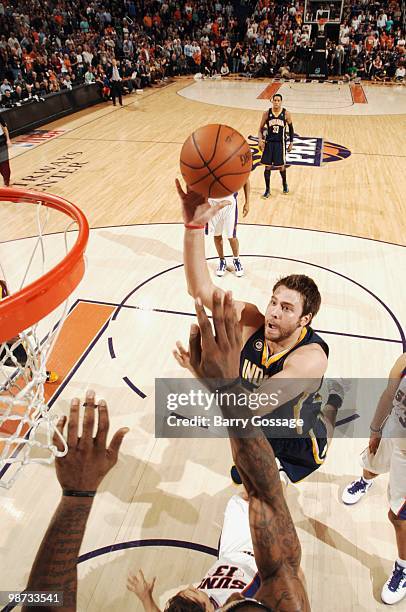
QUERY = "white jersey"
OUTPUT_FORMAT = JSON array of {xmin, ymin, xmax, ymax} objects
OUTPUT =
[
  {"xmin": 196, "ymin": 552, "xmax": 258, "ymax": 607},
  {"xmin": 385, "ymin": 370, "xmax": 406, "ymax": 450},
  {"xmin": 361, "ymin": 369, "xmax": 406, "ymax": 516},
  {"xmin": 195, "ymin": 495, "xmax": 259, "ymax": 607}
]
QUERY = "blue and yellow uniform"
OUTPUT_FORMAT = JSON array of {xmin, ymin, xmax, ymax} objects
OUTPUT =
[
  {"xmin": 261, "ymin": 107, "xmax": 287, "ymax": 167},
  {"xmin": 239, "ymin": 325, "xmax": 329, "ymax": 483}
]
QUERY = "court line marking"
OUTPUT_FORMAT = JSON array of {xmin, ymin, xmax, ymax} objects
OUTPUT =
[
  {"xmin": 92, "ymin": 301, "xmax": 402, "ymax": 345},
  {"xmin": 109, "ymin": 255, "xmax": 405, "ymax": 350},
  {"xmin": 3, "ymin": 221, "xmax": 404, "ymax": 249},
  {"xmin": 0, "ymin": 540, "xmax": 218, "ymax": 612}
]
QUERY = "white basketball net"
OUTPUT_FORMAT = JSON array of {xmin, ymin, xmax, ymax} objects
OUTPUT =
[{"xmin": 0, "ymin": 197, "xmax": 80, "ymax": 488}]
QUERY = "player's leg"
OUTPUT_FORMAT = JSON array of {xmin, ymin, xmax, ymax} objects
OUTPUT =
[
  {"xmin": 262, "ymin": 166, "xmax": 271, "ymax": 198},
  {"xmin": 260, "ymin": 141, "xmax": 272, "ymax": 198},
  {"xmin": 280, "ymin": 167, "xmax": 289, "ymax": 194},
  {"xmin": 0, "ymin": 144, "xmax": 11, "ymax": 187},
  {"xmin": 342, "ymin": 437, "xmax": 392, "ymax": 505},
  {"xmin": 213, "ymin": 235, "xmax": 227, "ymax": 277},
  {"xmin": 381, "ymin": 446, "xmax": 406, "ymax": 605},
  {"xmin": 225, "ymin": 199, "xmax": 243, "ymax": 277},
  {"xmin": 274, "ymin": 142, "xmax": 288, "ymax": 193}
]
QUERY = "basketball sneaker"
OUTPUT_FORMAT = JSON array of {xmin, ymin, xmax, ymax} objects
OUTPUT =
[
  {"xmin": 283, "ymin": 185, "xmax": 289, "ymax": 194},
  {"xmin": 342, "ymin": 476, "xmax": 373, "ymax": 505},
  {"xmin": 261, "ymin": 190, "xmax": 271, "ymax": 199},
  {"xmin": 233, "ymin": 258, "xmax": 244, "ymax": 277},
  {"xmin": 381, "ymin": 562, "xmax": 406, "ymax": 605},
  {"xmin": 216, "ymin": 258, "xmax": 227, "ymax": 277},
  {"xmin": 46, "ymin": 370, "xmax": 59, "ymax": 384}
]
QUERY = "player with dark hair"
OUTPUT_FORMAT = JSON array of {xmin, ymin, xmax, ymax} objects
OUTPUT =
[
  {"xmin": 258, "ymin": 94, "xmax": 294, "ymax": 198},
  {"xmin": 174, "ymin": 181, "xmax": 345, "ymax": 486}
]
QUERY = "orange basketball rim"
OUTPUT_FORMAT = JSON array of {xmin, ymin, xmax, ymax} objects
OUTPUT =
[{"xmin": 0, "ymin": 187, "xmax": 89, "ymax": 343}]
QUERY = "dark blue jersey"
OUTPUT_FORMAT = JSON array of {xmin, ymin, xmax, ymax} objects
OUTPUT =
[
  {"xmin": 264, "ymin": 107, "xmax": 287, "ymax": 143},
  {"xmin": 240, "ymin": 326, "xmax": 329, "ymax": 436}
]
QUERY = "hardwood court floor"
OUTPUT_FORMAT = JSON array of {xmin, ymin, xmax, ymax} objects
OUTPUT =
[{"xmin": 0, "ymin": 78, "xmax": 405, "ymax": 611}]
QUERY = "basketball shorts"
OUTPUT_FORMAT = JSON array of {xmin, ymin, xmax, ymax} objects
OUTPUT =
[
  {"xmin": 265, "ymin": 418, "xmax": 328, "ymax": 483},
  {"xmin": 261, "ymin": 140, "xmax": 286, "ymax": 167},
  {"xmin": 205, "ymin": 195, "xmax": 238, "ymax": 239},
  {"xmin": 218, "ymin": 495, "xmax": 254, "ymax": 558},
  {"xmin": 360, "ymin": 415, "xmax": 406, "ymax": 518}
]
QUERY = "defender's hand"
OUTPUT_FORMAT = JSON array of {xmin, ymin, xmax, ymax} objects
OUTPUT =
[
  {"xmin": 189, "ymin": 290, "xmax": 242, "ymax": 384},
  {"xmin": 53, "ymin": 390, "xmax": 129, "ymax": 492},
  {"xmin": 127, "ymin": 569, "xmax": 156, "ymax": 602}
]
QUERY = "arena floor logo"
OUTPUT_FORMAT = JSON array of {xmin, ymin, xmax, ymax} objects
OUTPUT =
[{"xmin": 248, "ymin": 135, "xmax": 351, "ymax": 169}]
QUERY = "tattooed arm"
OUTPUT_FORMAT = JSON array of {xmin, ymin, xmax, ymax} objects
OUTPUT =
[
  {"xmin": 229, "ymin": 433, "xmax": 309, "ymax": 611},
  {"xmin": 22, "ymin": 497, "xmax": 94, "ymax": 611},
  {"xmin": 22, "ymin": 391, "xmax": 129, "ymax": 612},
  {"xmin": 185, "ymin": 290, "xmax": 310, "ymax": 612}
]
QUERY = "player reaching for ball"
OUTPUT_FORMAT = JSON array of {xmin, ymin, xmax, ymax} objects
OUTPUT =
[
  {"xmin": 258, "ymin": 94, "xmax": 294, "ymax": 198},
  {"xmin": 207, "ymin": 178, "xmax": 250, "ymax": 278},
  {"xmin": 174, "ymin": 180, "xmax": 347, "ymax": 486}
]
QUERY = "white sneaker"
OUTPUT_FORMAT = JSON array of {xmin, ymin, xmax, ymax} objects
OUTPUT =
[
  {"xmin": 342, "ymin": 477, "xmax": 373, "ymax": 505},
  {"xmin": 216, "ymin": 258, "xmax": 227, "ymax": 277},
  {"xmin": 381, "ymin": 562, "xmax": 406, "ymax": 605},
  {"xmin": 233, "ymin": 257, "xmax": 244, "ymax": 277}
]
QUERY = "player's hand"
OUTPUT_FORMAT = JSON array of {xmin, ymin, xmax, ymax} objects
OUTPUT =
[
  {"xmin": 127, "ymin": 569, "xmax": 156, "ymax": 602},
  {"xmin": 258, "ymin": 138, "xmax": 265, "ymax": 151},
  {"xmin": 173, "ymin": 339, "xmax": 201, "ymax": 378},
  {"xmin": 53, "ymin": 390, "xmax": 129, "ymax": 491},
  {"xmin": 287, "ymin": 142, "xmax": 293, "ymax": 152},
  {"xmin": 189, "ymin": 290, "xmax": 242, "ymax": 386},
  {"xmin": 175, "ymin": 179, "xmax": 228, "ymax": 226},
  {"xmin": 368, "ymin": 431, "xmax": 381, "ymax": 455},
  {"xmin": 243, "ymin": 203, "xmax": 249, "ymax": 217}
]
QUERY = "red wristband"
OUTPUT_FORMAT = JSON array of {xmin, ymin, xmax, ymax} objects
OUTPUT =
[{"xmin": 184, "ymin": 223, "xmax": 205, "ymax": 230}]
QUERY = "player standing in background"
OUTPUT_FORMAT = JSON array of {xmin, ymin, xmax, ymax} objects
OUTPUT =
[
  {"xmin": 258, "ymin": 94, "xmax": 294, "ymax": 198},
  {"xmin": 0, "ymin": 115, "xmax": 12, "ymax": 187},
  {"xmin": 206, "ymin": 179, "xmax": 250, "ymax": 278},
  {"xmin": 342, "ymin": 353, "xmax": 406, "ymax": 606}
]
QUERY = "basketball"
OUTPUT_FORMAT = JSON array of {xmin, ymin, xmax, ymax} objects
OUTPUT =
[{"xmin": 179, "ymin": 124, "xmax": 252, "ymax": 198}]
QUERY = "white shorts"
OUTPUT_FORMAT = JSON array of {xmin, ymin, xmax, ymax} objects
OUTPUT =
[
  {"xmin": 361, "ymin": 428, "xmax": 406, "ymax": 518},
  {"xmin": 218, "ymin": 494, "xmax": 254, "ymax": 557},
  {"xmin": 205, "ymin": 193, "xmax": 238, "ymax": 239}
]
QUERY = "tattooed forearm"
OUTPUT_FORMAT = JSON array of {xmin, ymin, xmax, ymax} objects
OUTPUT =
[
  {"xmin": 217, "ymin": 386, "xmax": 310, "ymax": 611},
  {"xmin": 22, "ymin": 497, "xmax": 94, "ymax": 612}
]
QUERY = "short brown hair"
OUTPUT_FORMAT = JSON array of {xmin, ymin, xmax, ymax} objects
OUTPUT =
[
  {"xmin": 273, "ymin": 274, "xmax": 321, "ymax": 319},
  {"xmin": 165, "ymin": 595, "xmax": 205, "ymax": 612}
]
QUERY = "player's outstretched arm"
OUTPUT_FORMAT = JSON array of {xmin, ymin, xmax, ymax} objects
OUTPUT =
[
  {"xmin": 258, "ymin": 111, "xmax": 268, "ymax": 150},
  {"xmin": 127, "ymin": 570, "xmax": 161, "ymax": 612},
  {"xmin": 369, "ymin": 353, "xmax": 406, "ymax": 436},
  {"xmin": 22, "ymin": 391, "xmax": 129, "ymax": 612},
  {"xmin": 189, "ymin": 292, "xmax": 310, "ymax": 611},
  {"xmin": 177, "ymin": 180, "xmax": 262, "ymax": 335},
  {"xmin": 176, "ymin": 178, "xmax": 226, "ymax": 310}
]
